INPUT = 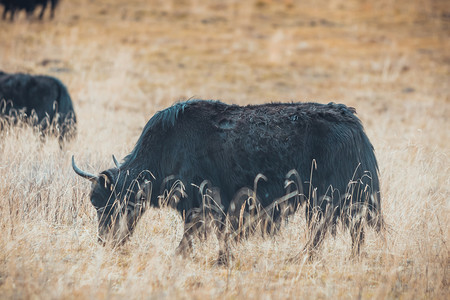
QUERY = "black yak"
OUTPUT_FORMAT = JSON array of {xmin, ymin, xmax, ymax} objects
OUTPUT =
[
  {"xmin": 0, "ymin": 71, "xmax": 77, "ymax": 145},
  {"xmin": 1, "ymin": 0, "xmax": 59, "ymax": 21},
  {"xmin": 72, "ymin": 100, "xmax": 383, "ymax": 263}
]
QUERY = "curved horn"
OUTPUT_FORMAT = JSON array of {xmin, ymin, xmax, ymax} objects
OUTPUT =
[
  {"xmin": 72, "ymin": 155, "xmax": 98, "ymax": 182},
  {"xmin": 112, "ymin": 154, "xmax": 121, "ymax": 168}
]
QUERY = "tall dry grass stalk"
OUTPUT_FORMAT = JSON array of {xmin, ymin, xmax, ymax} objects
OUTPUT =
[{"xmin": 0, "ymin": 0, "xmax": 448, "ymax": 298}]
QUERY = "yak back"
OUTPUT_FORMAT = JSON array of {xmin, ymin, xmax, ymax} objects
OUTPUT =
[
  {"xmin": 0, "ymin": 72, "xmax": 75, "ymax": 123},
  {"xmin": 121, "ymin": 100, "xmax": 380, "ymax": 216},
  {"xmin": 0, "ymin": 72, "xmax": 77, "ymax": 142}
]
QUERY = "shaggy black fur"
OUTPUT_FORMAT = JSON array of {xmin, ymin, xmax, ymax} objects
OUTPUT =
[
  {"xmin": 0, "ymin": 71, "xmax": 77, "ymax": 144},
  {"xmin": 79, "ymin": 100, "xmax": 383, "ymax": 261}
]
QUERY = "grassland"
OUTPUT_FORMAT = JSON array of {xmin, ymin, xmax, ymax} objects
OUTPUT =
[{"xmin": 0, "ymin": 0, "xmax": 449, "ymax": 298}]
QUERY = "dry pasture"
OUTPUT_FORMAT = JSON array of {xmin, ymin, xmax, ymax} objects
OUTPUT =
[{"xmin": 0, "ymin": 0, "xmax": 449, "ymax": 298}]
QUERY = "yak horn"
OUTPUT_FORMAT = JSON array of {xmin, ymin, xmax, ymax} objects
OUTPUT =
[
  {"xmin": 112, "ymin": 154, "xmax": 121, "ymax": 168},
  {"xmin": 72, "ymin": 155, "xmax": 98, "ymax": 182}
]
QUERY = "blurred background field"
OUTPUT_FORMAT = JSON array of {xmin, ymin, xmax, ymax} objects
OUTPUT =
[{"xmin": 0, "ymin": 0, "xmax": 448, "ymax": 299}]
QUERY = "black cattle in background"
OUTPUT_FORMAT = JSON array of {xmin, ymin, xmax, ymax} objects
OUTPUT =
[
  {"xmin": 1, "ymin": 0, "xmax": 59, "ymax": 21},
  {"xmin": 0, "ymin": 71, "xmax": 77, "ymax": 145},
  {"xmin": 72, "ymin": 100, "xmax": 383, "ymax": 264},
  {"xmin": 0, "ymin": 0, "xmax": 30, "ymax": 20}
]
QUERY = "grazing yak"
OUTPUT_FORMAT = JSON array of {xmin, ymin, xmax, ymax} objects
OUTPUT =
[
  {"xmin": 1, "ymin": 0, "xmax": 59, "ymax": 21},
  {"xmin": 0, "ymin": 71, "xmax": 77, "ymax": 145},
  {"xmin": 72, "ymin": 100, "xmax": 383, "ymax": 263}
]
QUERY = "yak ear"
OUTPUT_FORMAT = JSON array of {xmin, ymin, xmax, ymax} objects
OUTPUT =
[{"xmin": 136, "ymin": 180, "xmax": 152, "ymax": 203}]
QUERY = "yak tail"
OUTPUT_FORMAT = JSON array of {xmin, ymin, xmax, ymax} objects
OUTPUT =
[
  {"xmin": 367, "ymin": 192, "xmax": 386, "ymax": 232},
  {"xmin": 356, "ymin": 126, "xmax": 387, "ymax": 234},
  {"xmin": 53, "ymin": 78, "xmax": 76, "ymax": 143}
]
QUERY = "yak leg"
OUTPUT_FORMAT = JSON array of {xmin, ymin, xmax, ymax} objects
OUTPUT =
[
  {"xmin": 9, "ymin": 7, "xmax": 15, "ymax": 21},
  {"xmin": 330, "ymin": 214, "xmax": 338, "ymax": 236},
  {"xmin": 286, "ymin": 213, "xmax": 328, "ymax": 263},
  {"xmin": 25, "ymin": 7, "xmax": 34, "ymax": 20},
  {"xmin": 175, "ymin": 207, "xmax": 205, "ymax": 257},
  {"xmin": 304, "ymin": 203, "xmax": 333, "ymax": 258},
  {"xmin": 175, "ymin": 221, "xmax": 199, "ymax": 258},
  {"xmin": 305, "ymin": 216, "xmax": 328, "ymax": 256},
  {"xmin": 50, "ymin": 0, "xmax": 57, "ymax": 18},
  {"xmin": 2, "ymin": 5, "xmax": 8, "ymax": 20},
  {"xmin": 350, "ymin": 217, "xmax": 365, "ymax": 257},
  {"xmin": 215, "ymin": 221, "xmax": 232, "ymax": 266},
  {"xmin": 38, "ymin": 2, "xmax": 47, "ymax": 19}
]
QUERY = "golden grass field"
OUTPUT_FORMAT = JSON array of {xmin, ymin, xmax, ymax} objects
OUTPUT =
[{"xmin": 0, "ymin": 0, "xmax": 449, "ymax": 298}]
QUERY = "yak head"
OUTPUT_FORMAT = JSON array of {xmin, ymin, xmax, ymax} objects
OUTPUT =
[{"xmin": 72, "ymin": 156, "xmax": 153, "ymax": 246}]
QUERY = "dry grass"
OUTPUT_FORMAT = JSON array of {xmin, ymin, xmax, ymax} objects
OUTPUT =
[{"xmin": 0, "ymin": 0, "xmax": 449, "ymax": 298}]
